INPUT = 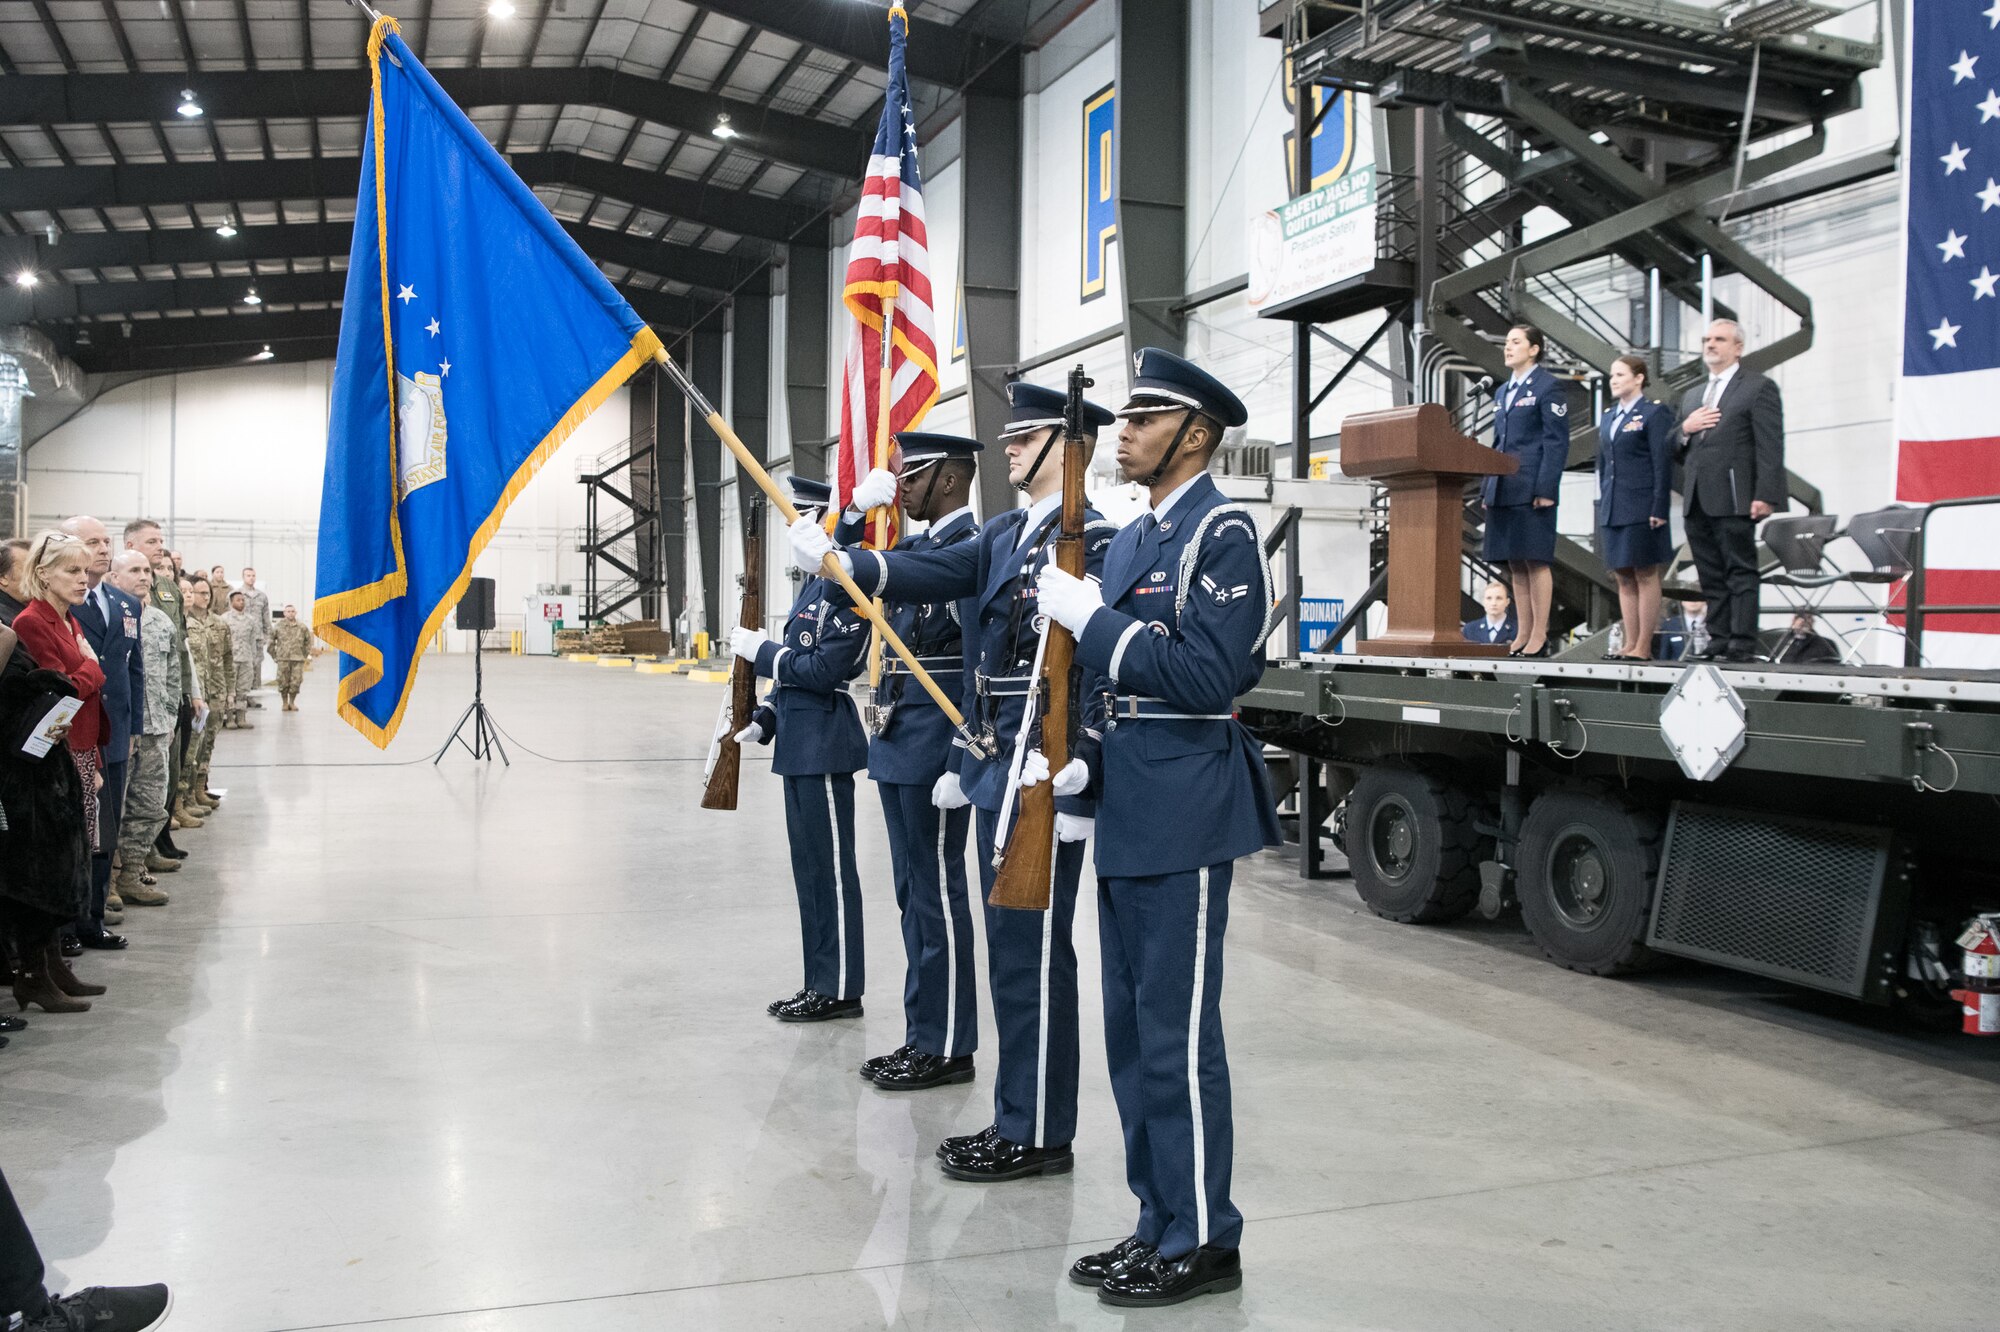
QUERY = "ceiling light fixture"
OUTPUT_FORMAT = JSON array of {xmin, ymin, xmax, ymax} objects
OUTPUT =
[
  {"xmin": 177, "ymin": 89, "xmax": 203, "ymax": 119},
  {"xmin": 488, "ymin": 0, "xmax": 516, "ymax": 17},
  {"xmin": 253, "ymin": 344, "xmax": 274, "ymax": 361},
  {"xmin": 215, "ymin": 216, "xmax": 237, "ymax": 238},
  {"xmin": 243, "ymin": 287, "xmax": 262, "ymax": 305},
  {"xmin": 12, "ymin": 271, "xmax": 36, "ymax": 289},
  {"xmin": 712, "ymin": 113, "xmax": 738, "ymax": 140}
]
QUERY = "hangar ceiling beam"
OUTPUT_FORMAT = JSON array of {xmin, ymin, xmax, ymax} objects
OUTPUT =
[
  {"xmin": 699, "ymin": 0, "xmax": 990, "ymax": 88},
  {"xmin": 0, "ymin": 69, "xmax": 870, "ymax": 180}
]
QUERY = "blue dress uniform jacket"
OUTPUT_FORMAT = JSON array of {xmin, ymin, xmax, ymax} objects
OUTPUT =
[
  {"xmin": 1071, "ymin": 472, "xmax": 1280, "ymax": 1262},
  {"xmin": 1481, "ymin": 365, "xmax": 1570, "ymax": 508},
  {"xmin": 852, "ymin": 504, "xmax": 1115, "ymax": 814},
  {"xmin": 753, "ymin": 575, "xmax": 868, "ymax": 777},
  {"xmin": 852, "ymin": 501, "xmax": 1117, "ymax": 1149},
  {"xmin": 866, "ymin": 508, "xmax": 979, "ymax": 785},
  {"xmin": 865, "ymin": 508, "xmax": 982, "ymax": 1060},
  {"xmin": 753, "ymin": 572, "xmax": 870, "ymax": 1002},
  {"xmin": 76, "ymin": 583, "xmax": 145, "ymax": 758},
  {"xmin": 1595, "ymin": 397, "xmax": 1675, "ymax": 528},
  {"xmin": 1073, "ymin": 475, "xmax": 1281, "ymax": 878}
]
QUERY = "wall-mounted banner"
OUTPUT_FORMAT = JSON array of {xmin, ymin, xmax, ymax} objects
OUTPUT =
[
  {"xmin": 952, "ymin": 281, "xmax": 967, "ymax": 363},
  {"xmin": 1081, "ymin": 82, "xmax": 1116, "ymax": 302},
  {"xmin": 1283, "ymin": 75, "xmax": 1355, "ymax": 195},
  {"xmin": 1248, "ymin": 162, "xmax": 1376, "ymax": 314}
]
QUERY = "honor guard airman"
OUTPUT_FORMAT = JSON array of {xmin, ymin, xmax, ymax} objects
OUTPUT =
[
  {"xmin": 844, "ymin": 433, "xmax": 985, "ymax": 1091},
  {"xmin": 792, "ymin": 381, "xmax": 1118, "ymax": 1181},
  {"xmin": 730, "ymin": 477, "xmax": 871, "ymax": 1024},
  {"xmin": 1035, "ymin": 349, "xmax": 1281, "ymax": 1307}
]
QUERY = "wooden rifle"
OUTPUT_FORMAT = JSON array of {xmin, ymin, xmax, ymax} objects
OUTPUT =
[
  {"xmin": 987, "ymin": 365, "xmax": 1091, "ymax": 911},
  {"xmin": 701, "ymin": 497, "xmax": 765, "ymax": 810}
]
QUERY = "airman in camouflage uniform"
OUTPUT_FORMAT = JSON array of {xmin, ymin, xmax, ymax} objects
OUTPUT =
[
  {"xmin": 239, "ymin": 568, "xmax": 272, "ymax": 699},
  {"xmin": 182, "ymin": 576, "xmax": 232, "ymax": 819},
  {"xmin": 117, "ymin": 561, "xmax": 183, "ymax": 905},
  {"xmin": 221, "ymin": 591, "xmax": 260, "ymax": 730},
  {"xmin": 269, "ymin": 605, "xmax": 314, "ymax": 711}
]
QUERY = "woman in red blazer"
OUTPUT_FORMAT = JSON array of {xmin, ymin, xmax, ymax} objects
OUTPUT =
[{"xmin": 8, "ymin": 532, "xmax": 108, "ymax": 1012}]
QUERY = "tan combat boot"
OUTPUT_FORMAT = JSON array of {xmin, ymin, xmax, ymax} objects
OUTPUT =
[
  {"xmin": 173, "ymin": 799, "xmax": 205, "ymax": 828},
  {"xmin": 144, "ymin": 851, "xmax": 181, "ymax": 874}
]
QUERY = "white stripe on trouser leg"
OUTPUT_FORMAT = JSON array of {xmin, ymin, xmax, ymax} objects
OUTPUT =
[
  {"xmin": 1188, "ymin": 866, "xmax": 1211, "ymax": 1246},
  {"xmin": 826, "ymin": 776, "xmax": 846, "ymax": 998},
  {"xmin": 1033, "ymin": 822, "xmax": 1056, "ymax": 1146},
  {"xmin": 937, "ymin": 813, "xmax": 957, "ymax": 1058}
]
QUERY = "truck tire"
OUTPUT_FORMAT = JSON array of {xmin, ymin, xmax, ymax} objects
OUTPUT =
[
  {"xmin": 1345, "ymin": 765, "xmax": 1486, "ymax": 923},
  {"xmin": 1516, "ymin": 789, "xmax": 1665, "ymax": 975}
]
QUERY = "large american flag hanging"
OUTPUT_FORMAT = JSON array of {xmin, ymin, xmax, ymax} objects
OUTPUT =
[
  {"xmin": 836, "ymin": 5, "xmax": 939, "ymax": 547},
  {"xmin": 1896, "ymin": 0, "xmax": 2000, "ymax": 665}
]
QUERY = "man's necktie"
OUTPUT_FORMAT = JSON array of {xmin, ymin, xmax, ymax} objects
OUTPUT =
[{"xmin": 1702, "ymin": 377, "xmax": 1721, "ymax": 410}]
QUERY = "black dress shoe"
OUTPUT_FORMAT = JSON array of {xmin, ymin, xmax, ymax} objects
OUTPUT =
[
  {"xmin": 859, "ymin": 1044, "xmax": 916, "ymax": 1080},
  {"xmin": 156, "ymin": 830, "xmax": 187, "ymax": 858},
  {"xmin": 1683, "ymin": 645, "xmax": 1721, "ymax": 662},
  {"xmin": 767, "ymin": 989, "xmax": 807, "ymax": 1016},
  {"xmin": 1098, "ymin": 1245, "xmax": 1243, "ymax": 1307},
  {"xmin": 937, "ymin": 1133, "xmax": 1072, "ymax": 1182},
  {"xmin": 59, "ymin": 936, "xmax": 82, "ymax": 959},
  {"xmin": 871, "ymin": 1052, "xmax": 973, "ymax": 1090},
  {"xmin": 773, "ymin": 991, "xmax": 863, "ymax": 1023},
  {"xmin": 0, "ymin": 1014, "xmax": 24, "ymax": 1032},
  {"xmin": 937, "ymin": 1124, "xmax": 1001, "ymax": 1161},
  {"xmin": 81, "ymin": 933, "xmax": 129, "ymax": 951},
  {"xmin": 1069, "ymin": 1236, "xmax": 1157, "ymax": 1288}
]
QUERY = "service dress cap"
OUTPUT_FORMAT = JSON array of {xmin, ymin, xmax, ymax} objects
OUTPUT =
[
  {"xmin": 1117, "ymin": 348, "xmax": 1249, "ymax": 429},
  {"xmin": 892, "ymin": 431, "xmax": 984, "ymax": 465},
  {"xmin": 787, "ymin": 476, "xmax": 833, "ymax": 510},
  {"xmin": 997, "ymin": 380, "xmax": 1116, "ymax": 441}
]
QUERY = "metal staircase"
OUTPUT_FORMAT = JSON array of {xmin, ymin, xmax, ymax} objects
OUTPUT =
[
  {"xmin": 577, "ymin": 434, "xmax": 665, "ymax": 625},
  {"xmin": 1274, "ymin": 0, "xmax": 1875, "ymax": 644}
]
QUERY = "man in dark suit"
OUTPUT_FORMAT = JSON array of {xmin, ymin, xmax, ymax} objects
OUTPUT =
[
  {"xmin": 1461, "ymin": 580, "xmax": 1517, "ymax": 645},
  {"xmin": 63, "ymin": 516, "xmax": 146, "ymax": 948},
  {"xmin": 1674, "ymin": 319, "xmax": 1785, "ymax": 661}
]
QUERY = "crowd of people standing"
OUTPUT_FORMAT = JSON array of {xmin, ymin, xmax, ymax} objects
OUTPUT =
[{"xmin": 0, "ymin": 517, "xmax": 314, "ymax": 1038}]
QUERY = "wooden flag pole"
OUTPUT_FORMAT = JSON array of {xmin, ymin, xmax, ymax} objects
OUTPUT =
[{"xmin": 654, "ymin": 347, "xmax": 984, "ymax": 748}]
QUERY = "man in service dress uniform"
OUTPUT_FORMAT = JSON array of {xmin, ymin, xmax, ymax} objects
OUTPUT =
[
  {"xmin": 731, "ymin": 477, "xmax": 871, "ymax": 1024},
  {"xmin": 793, "ymin": 381, "xmax": 1118, "ymax": 1182},
  {"xmin": 1036, "ymin": 349, "xmax": 1281, "ymax": 1307},
  {"xmin": 840, "ymin": 433, "xmax": 985, "ymax": 1092}
]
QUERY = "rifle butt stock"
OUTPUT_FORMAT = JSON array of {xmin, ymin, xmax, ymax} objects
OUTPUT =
[{"xmin": 987, "ymin": 791, "xmax": 1056, "ymax": 910}]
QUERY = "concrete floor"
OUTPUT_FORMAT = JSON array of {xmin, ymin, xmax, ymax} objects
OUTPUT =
[{"xmin": 3, "ymin": 654, "xmax": 1997, "ymax": 1331}]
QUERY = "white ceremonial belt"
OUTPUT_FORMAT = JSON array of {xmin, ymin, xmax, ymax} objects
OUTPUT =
[{"xmin": 1109, "ymin": 694, "xmax": 1233, "ymax": 721}]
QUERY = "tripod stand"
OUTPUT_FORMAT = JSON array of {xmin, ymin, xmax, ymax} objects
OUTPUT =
[{"xmin": 435, "ymin": 644, "xmax": 509, "ymax": 765}]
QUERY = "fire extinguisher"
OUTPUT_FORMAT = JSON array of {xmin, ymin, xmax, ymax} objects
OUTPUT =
[{"xmin": 1951, "ymin": 913, "xmax": 2000, "ymax": 1036}]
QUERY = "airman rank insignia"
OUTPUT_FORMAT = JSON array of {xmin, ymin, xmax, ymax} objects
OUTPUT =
[
  {"xmin": 1551, "ymin": 400, "xmax": 1568, "ymax": 418},
  {"xmin": 1200, "ymin": 574, "xmax": 1249, "ymax": 605}
]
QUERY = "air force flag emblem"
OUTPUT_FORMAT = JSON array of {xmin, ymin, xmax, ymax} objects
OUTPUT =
[{"xmin": 397, "ymin": 369, "xmax": 448, "ymax": 497}]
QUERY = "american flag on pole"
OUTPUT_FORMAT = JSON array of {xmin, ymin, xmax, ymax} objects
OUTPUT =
[
  {"xmin": 1895, "ymin": 0, "xmax": 2000, "ymax": 666},
  {"xmin": 836, "ymin": 4, "xmax": 940, "ymax": 547}
]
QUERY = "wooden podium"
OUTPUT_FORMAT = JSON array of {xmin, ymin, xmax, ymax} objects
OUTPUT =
[{"xmin": 1341, "ymin": 403, "xmax": 1519, "ymax": 658}]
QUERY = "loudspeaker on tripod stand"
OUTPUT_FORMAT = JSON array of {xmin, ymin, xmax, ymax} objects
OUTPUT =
[
  {"xmin": 437, "ymin": 577, "xmax": 508, "ymax": 765},
  {"xmin": 456, "ymin": 577, "xmax": 496, "ymax": 631}
]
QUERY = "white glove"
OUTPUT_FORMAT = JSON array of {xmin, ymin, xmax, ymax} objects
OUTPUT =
[
  {"xmin": 790, "ymin": 514, "xmax": 834, "ymax": 574},
  {"xmin": 728, "ymin": 626, "xmax": 770, "ymax": 661},
  {"xmin": 1055, "ymin": 813, "xmax": 1094, "ymax": 844},
  {"xmin": 1036, "ymin": 565, "xmax": 1104, "ymax": 636},
  {"xmin": 931, "ymin": 771, "xmax": 970, "ymax": 810},
  {"xmin": 734, "ymin": 719, "xmax": 768, "ymax": 744},
  {"xmin": 1019, "ymin": 749, "xmax": 1088, "ymax": 797},
  {"xmin": 850, "ymin": 467, "xmax": 899, "ymax": 514}
]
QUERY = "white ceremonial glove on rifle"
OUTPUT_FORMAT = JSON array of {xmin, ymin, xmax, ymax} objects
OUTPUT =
[
  {"xmin": 788, "ymin": 514, "xmax": 843, "ymax": 575},
  {"xmin": 1035, "ymin": 565, "xmax": 1103, "ymax": 636},
  {"xmin": 728, "ymin": 626, "xmax": 770, "ymax": 661},
  {"xmin": 931, "ymin": 771, "xmax": 970, "ymax": 810},
  {"xmin": 1019, "ymin": 747, "xmax": 1089, "ymax": 797},
  {"xmin": 849, "ymin": 468, "xmax": 900, "ymax": 515},
  {"xmin": 734, "ymin": 718, "xmax": 768, "ymax": 745},
  {"xmin": 1055, "ymin": 813, "xmax": 1094, "ymax": 844}
]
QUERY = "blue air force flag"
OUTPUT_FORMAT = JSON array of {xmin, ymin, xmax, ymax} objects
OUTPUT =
[{"xmin": 316, "ymin": 18, "xmax": 662, "ymax": 746}]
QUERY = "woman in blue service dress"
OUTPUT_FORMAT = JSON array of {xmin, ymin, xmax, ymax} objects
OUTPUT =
[
  {"xmin": 1595, "ymin": 353, "xmax": 1676, "ymax": 660},
  {"xmin": 1481, "ymin": 323, "xmax": 1569, "ymax": 657}
]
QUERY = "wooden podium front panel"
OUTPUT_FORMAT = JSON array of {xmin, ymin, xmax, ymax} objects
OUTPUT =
[{"xmin": 1360, "ymin": 477, "xmax": 1509, "ymax": 658}]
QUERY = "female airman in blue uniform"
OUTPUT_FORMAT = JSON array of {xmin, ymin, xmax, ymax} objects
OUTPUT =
[
  {"xmin": 1481, "ymin": 323, "xmax": 1571, "ymax": 657},
  {"xmin": 1595, "ymin": 353, "xmax": 1676, "ymax": 660}
]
